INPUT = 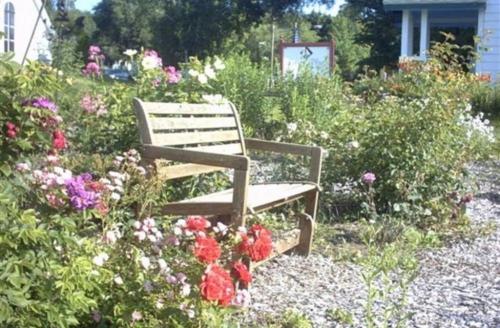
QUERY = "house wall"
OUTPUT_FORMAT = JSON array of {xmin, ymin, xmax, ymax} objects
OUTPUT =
[
  {"xmin": 0, "ymin": 0, "xmax": 52, "ymax": 63},
  {"xmin": 477, "ymin": 0, "xmax": 500, "ymax": 81}
]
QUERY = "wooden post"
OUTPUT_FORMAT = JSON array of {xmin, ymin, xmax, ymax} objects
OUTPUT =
[
  {"xmin": 401, "ymin": 9, "xmax": 414, "ymax": 58},
  {"xmin": 419, "ymin": 9, "xmax": 430, "ymax": 60},
  {"xmin": 232, "ymin": 169, "xmax": 250, "ymax": 227}
]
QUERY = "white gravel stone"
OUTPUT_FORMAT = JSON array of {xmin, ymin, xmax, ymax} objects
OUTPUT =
[{"xmin": 245, "ymin": 161, "xmax": 500, "ymax": 327}]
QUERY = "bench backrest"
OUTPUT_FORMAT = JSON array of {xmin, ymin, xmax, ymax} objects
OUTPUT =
[{"xmin": 133, "ymin": 98, "xmax": 246, "ymax": 179}]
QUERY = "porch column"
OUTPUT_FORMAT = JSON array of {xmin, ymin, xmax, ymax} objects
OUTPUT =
[
  {"xmin": 401, "ymin": 9, "xmax": 414, "ymax": 57},
  {"xmin": 419, "ymin": 9, "xmax": 430, "ymax": 59}
]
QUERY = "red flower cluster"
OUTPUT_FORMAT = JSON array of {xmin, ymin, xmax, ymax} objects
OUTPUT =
[
  {"xmin": 238, "ymin": 224, "xmax": 273, "ymax": 262},
  {"xmin": 194, "ymin": 236, "xmax": 221, "ymax": 263},
  {"xmin": 200, "ymin": 264, "xmax": 235, "ymax": 306},
  {"xmin": 52, "ymin": 130, "xmax": 67, "ymax": 150},
  {"xmin": 5, "ymin": 122, "xmax": 19, "ymax": 139},
  {"xmin": 231, "ymin": 261, "xmax": 252, "ymax": 286},
  {"xmin": 186, "ymin": 215, "xmax": 210, "ymax": 233}
]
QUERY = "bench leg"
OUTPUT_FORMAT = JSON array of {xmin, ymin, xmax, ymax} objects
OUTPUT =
[
  {"xmin": 296, "ymin": 191, "xmax": 318, "ymax": 256},
  {"xmin": 296, "ymin": 213, "xmax": 314, "ymax": 256}
]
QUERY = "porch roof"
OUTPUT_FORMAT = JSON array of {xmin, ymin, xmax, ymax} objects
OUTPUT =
[{"xmin": 384, "ymin": 0, "xmax": 486, "ymax": 10}]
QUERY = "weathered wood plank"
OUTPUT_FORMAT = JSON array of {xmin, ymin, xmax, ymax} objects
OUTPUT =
[
  {"xmin": 142, "ymin": 102, "xmax": 234, "ymax": 115},
  {"xmin": 186, "ymin": 143, "xmax": 243, "ymax": 155},
  {"xmin": 250, "ymin": 229, "xmax": 301, "ymax": 270},
  {"xmin": 150, "ymin": 117, "xmax": 237, "ymax": 130},
  {"xmin": 157, "ymin": 163, "xmax": 222, "ymax": 180},
  {"xmin": 142, "ymin": 145, "xmax": 250, "ymax": 170},
  {"xmin": 153, "ymin": 129, "xmax": 240, "ymax": 146},
  {"xmin": 245, "ymin": 138, "xmax": 320, "ymax": 157}
]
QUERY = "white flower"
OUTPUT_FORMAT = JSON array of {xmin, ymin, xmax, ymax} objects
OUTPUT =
[
  {"xmin": 173, "ymin": 227, "xmax": 183, "ymax": 236},
  {"xmin": 103, "ymin": 230, "xmax": 118, "ymax": 244},
  {"xmin": 133, "ymin": 220, "xmax": 142, "ymax": 229},
  {"xmin": 114, "ymin": 275, "xmax": 124, "ymax": 285},
  {"xmin": 346, "ymin": 140, "xmax": 360, "ymax": 150},
  {"xmin": 131, "ymin": 310, "xmax": 143, "ymax": 321},
  {"xmin": 204, "ymin": 65, "xmax": 216, "ymax": 79},
  {"xmin": 123, "ymin": 49, "xmax": 138, "ymax": 57},
  {"xmin": 188, "ymin": 69, "xmax": 199, "ymax": 77},
  {"xmin": 213, "ymin": 57, "xmax": 225, "ymax": 70},
  {"xmin": 142, "ymin": 56, "xmax": 161, "ymax": 70},
  {"xmin": 287, "ymin": 123, "xmax": 298, "ymax": 133},
  {"xmin": 180, "ymin": 283, "xmax": 191, "ymax": 297},
  {"xmin": 202, "ymin": 94, "xmax": 225, "ymax": 104},
  {"xmin": 140, "ymin": 256, "xmax": 151, "ymax": 270},
  {"xmin": 92, "ymin": 253, "xmax": 109, "ymax": 266},
  {"xmin": 197, "ymin": 73, "xmax": 208, "ymax": 84},
  {"xmin": 213, "ymin": 222, "xmax": 228, "ymax": 235},
  {"xmin": 158, "ymin": 259, "xmax": 169, "ymax": 272},
  {"xmin": 110, "ymin": 192, "xmax": 121, "ymax": 201},
  {"xmin": 134, "ymin": 230, "xmax": 146, "ymax": 241},
  {"xmin": 156, "ymin": 298, "xmax": 165, "ymax": 309}
]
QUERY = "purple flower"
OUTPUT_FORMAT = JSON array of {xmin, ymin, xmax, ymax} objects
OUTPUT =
[
  {"xmin": 65, "ymin": 174, "xmax": 100, "ymax": 211},
  {"xmin": 24, "ymin": 97, "xmax": 58, "ymax": 113},
  {"xmin": 361, "ymin": 172, "xmax": 376, "ymax": 185}
]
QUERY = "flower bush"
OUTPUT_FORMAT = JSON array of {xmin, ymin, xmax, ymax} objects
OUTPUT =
[{"xmin": 0, "ymin": 39, "xmax": 496, "ymax": 327}]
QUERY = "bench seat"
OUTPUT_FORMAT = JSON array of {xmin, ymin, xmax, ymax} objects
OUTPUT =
[{"xmin": 163, "ymin": 183, "xmax": 317, "ymax": 215}]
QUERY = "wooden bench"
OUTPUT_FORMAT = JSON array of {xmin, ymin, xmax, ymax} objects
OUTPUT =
[{"xmin": 133, "ymin": 98, "xmax": 323, "ymax": 258}]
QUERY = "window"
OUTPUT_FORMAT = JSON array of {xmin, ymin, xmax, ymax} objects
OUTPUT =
[{"xmin": 4, "ymin": 2, "xmax": 14, "ymax": 52}]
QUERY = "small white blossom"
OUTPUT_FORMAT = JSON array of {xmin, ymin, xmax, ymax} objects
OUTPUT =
[
  {"xmin": 140, "ymin": 256, "xmax": 151, "ymax": 270},
  {"xmin": 114, "ymin": 275, "xmax": 124, "ymax": 285},
  {"xmin": 123, "ymin": 49, "xmax": 138, "ymax": 57},
  {"xmin": 92, "ymin": 253, "xmax": 109, "ymax": 266},
  {"xmin": 197, "ymin": 73, "xmax": 208, "ymax": 84}
]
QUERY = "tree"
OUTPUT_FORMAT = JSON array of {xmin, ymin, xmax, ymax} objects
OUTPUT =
[
  {"xmin": 343, "ymin": 0, "xmax": 400, "ymax": 70},
  {"xmin": 92, "ymin": 0, "xmax": 335, "ymax": 63},
  {"xmin": 93, "ymin": 0, "xmax": 165, "ymax": 60},
  {"xmin": 307, "ymin": 12, "xmax": 370, "ymax": 80}
]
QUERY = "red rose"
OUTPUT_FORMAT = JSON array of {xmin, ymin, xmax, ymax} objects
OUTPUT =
[
  {"xmin": 238, "ymin": 224, "xmax": 273, "ymax": 262},
  {"xmin": 6, "ymin": 129, "xmax": 17, "ymax": 138},
  {"xmin": 200, "ymin": 264, "xmax": 235, "ymax": 306},
  {"xmin": 231, "ymin": 261, "xmax": 252, "ymax": 286},
  {"xmin": 186, "ymin": 215, "xmax": 210, "ymax": 232},
  {"xmin": 5, "ymin": 122, "xmax": 18, "ymax": 138},
  {"xmin": 52, "ymin": 130, "xmax": 67, "ymax": 150},
  {"xmin": 194, "ymin": 236, "xmax": 221, "ymax": 263}
]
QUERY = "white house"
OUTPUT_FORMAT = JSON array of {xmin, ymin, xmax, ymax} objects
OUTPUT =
[
  {"xmin": 384, "ymin": 0, "xmax": 500, "ymax": 81},
  {"xmin": 0, "ymin": 0, "xmax": 52, "ymax": 63}
]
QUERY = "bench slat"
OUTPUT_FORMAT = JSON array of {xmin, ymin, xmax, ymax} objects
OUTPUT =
[
  {"xmin": 143, "ymin": 102, "xmax": 233, "ymax": 115},
  {"xmin": 150, "ymin": 117, "xmax": 237, "ymax": 130},
  {"xmin": 158, "ymin": 163, "xmax": 223, "ymax": 180},
  {"xmin": 153, "ymin": 129, "xmax": 240, "ymax": 146},
  {"xmin": 186, "ymin": 143, "xmax": 243, "ymax": 154}
]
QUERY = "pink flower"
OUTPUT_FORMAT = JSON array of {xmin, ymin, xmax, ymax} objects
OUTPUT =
[
  {"xmin": 361, "ymin": 172, "xmax": 376, "ymax": 185},
  {"xmin": 15, "ymin": 163, "xmax": 30, "ymax": 172},
  {"xmin": 82, "ymin": 62, "xmax": 101, "ymax": 76},
  {"xmin": 92, "ymin": 310, "xmax": 101, "ymax": 323},
  {"xmin": 131, "ymin": 310, "xmax": 143, "ymax": 321},
  {"xmin": 165, "ymin": 66, "xmax": 181, "ymax": 84},
  {"xmin": 80, "ymin": 94, "xmax": 107, "ymax": 116},
  {"xmin": 88, "ymin": 45, "xmax": 101, "ymax": 56}
]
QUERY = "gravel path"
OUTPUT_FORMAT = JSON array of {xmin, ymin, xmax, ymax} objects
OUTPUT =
[{"xmin": 246, "ymin": 161, "xmax": 500, "ymax": 327}]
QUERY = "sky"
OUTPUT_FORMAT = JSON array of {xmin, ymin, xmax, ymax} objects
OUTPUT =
[
  {"xmin": 75, "ymin": 0, "xmax": 99, "ymax": 12},
  {"xmin": 75, "ymin": 0, "xmax": 346, "ymax": 15}
]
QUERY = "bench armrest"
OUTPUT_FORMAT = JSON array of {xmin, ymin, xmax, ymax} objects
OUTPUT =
[
  {"xmin": 142, "ymin": 145, "xmax": 250, "ymax": 170},
  {"xmin": 244, "ymin": 138, "xmax": 323, "ymax": 184}
]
